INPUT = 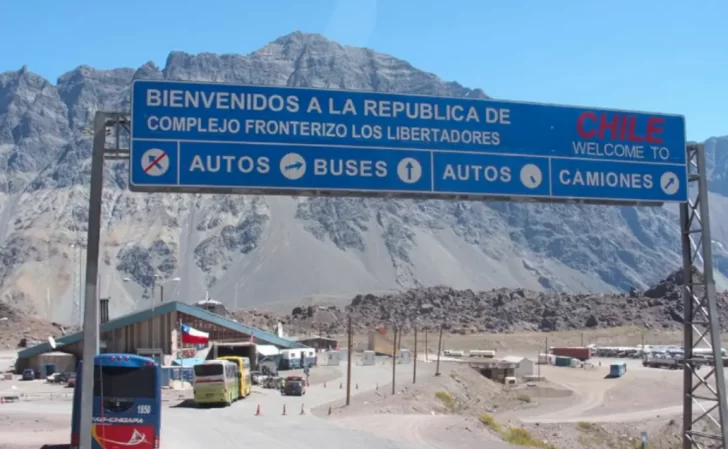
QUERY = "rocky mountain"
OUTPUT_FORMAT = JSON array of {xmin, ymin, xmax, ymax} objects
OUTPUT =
[{"xmin": 0, "ymin": 32, "xmax": 727, "ymax": 325}]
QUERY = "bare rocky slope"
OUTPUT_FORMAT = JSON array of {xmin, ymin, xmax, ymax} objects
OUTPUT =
[{"xmin": 1, "ymin": 32, "xmax": 728, "ymax": 325}]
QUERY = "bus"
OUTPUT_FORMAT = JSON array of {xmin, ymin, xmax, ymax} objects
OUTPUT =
[
  {"xmin": 193, "ymin": 360, "xmax": 240, "ymax": 406},
  {"xmin": 216, "ymin": 356, "xmax": 252, "ymax": 399},
  {"xmin": 71, "ymin": 353, "xmax": 161, "ymax": 449}
]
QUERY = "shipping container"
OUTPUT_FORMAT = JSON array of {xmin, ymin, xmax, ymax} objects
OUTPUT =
[
  {"xmin": 609, "ymin": 363, "xmax": 627, "ymax": 378},
  {"xmin": 469, "ymin": 350, "xmax": 496, "ymax": 358},
  {"xmin": 302, "ymin": 347, "xmax": 316, "ymax": 367},
  {"xmin": 280, "ymin": 349, "xmax": 306, "ymax": 370},
  {"xmin": 552, "ymin": 347, "xmax": 592, "ymax": 361},
  {"xmin": 444, "ymin": 350, "xmax": 465, "ymax": 357},
  {"xmin": 554, "ymin": 356, "xmax": 573, "ymax": 367}
]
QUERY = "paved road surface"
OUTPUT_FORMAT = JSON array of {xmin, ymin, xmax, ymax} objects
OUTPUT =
[
  {"xmin": 162, "ymin": 361, "xmax": 426, "ymax": 449},
  {"xmin": 0, "ymin": 361, "xmax": 444, "ymax": 449}
]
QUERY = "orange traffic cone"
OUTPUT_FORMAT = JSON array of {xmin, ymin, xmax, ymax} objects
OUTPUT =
[
  {"xmin": 255, "ymin": 404, "xmax": 261, "ymax": 416},
  {"xmin": 282, "ymin": 404, "xmax": 287, "ymax": 415},
  {"xmin": 327, "ymin": 405, "xmax": 332, "ymax": 416},
  {"xmin": 300, "ymin": 404, "xmax": 305, "ymax": 415}
]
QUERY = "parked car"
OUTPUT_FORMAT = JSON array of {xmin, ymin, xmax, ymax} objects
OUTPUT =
[
  {"xmin": 21, "ymin": 369, "xmax": 35, "ymax": 381},
  {"xmin": 282, "ymin": 376, "xmax": 306, "ymax": 396},
  {"xmin": 251, "ymin": 371, "xmax": 267, "ymax": 385}
]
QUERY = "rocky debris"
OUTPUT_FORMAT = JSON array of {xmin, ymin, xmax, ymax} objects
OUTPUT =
[
  {"xmin": 230, "ymin": 309, "xmax": 282, "ymax": 331},
  {"xmin": 0, "ymin": 301, "xmax": 69, "ymax": 350},
  {"xmin": 270, "ymin": 269, "xmax": 728, "ymax": 336}
]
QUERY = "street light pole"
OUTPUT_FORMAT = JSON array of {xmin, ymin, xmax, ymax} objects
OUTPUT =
[
  {"xmin": 436, "ymin": 325, "xmax": 443, "ymax": 377},
  {"xmin": 152, "ymin": 275, "xmax": 159, "ymax": 359},
  {"xmin": 391, "ymin": 325, "xmax": 398, "ymax": 395},
  {"xmin": 413, "ymin": 325, "xmax": 418, "ymax": 384}
]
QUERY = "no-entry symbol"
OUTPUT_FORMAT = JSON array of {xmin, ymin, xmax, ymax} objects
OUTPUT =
[{"xmin": 141, "ymin": 148, "xmax": 169, "ymax": 176}]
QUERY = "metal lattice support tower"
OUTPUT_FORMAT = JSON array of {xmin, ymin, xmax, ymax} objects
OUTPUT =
[{"xmin": 681, "ymin": 143, "xmax": 728, "ymax": 449}]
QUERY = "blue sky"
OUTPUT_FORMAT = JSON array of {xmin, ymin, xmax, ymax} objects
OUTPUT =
[{"xmin": 1, "ymin": 0, "xmax": 725, "ymax": 140}]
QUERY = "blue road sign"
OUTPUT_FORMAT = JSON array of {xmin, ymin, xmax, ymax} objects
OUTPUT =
[{"xmin": 130, "ymin": 80, "xmax": 688, "ymax": 204}]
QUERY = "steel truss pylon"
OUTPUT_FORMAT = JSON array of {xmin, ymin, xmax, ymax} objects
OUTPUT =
[{"xmin": 681, "ymin": 143, "xmax": 728, "ymax": 449}]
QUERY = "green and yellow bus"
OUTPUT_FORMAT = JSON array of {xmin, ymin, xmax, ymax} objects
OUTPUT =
[
  {"xmin": 193, "ymin": 360, "xmax": 240, "ymax": 406},
  {"xmin": 217, "ymin": 356, "xmax": 252, "ymax": 399}
]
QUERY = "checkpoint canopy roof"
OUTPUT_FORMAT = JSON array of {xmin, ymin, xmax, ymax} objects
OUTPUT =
[{"xmin": 17, "ymin": 300, "xmax": 307, "ymax": 360}]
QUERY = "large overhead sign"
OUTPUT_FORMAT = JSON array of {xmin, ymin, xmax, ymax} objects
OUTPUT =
[{"xmin": 129, "ymin": 80, "xmax": 688, "ymax": 205}]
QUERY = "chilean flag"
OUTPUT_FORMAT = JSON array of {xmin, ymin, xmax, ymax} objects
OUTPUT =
[{"xmin": 181, "ymin": 323, "xmax": 209, "ymax": 345}]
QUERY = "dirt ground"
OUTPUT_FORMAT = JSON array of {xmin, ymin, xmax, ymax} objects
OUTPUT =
[
  {"xmin": 320, "ymin": 326, "xmax": 718, "ymax": 448},
  {"xmin": 0, "ymin": 328, "xmax": 720, "ymax": 449},
  {"xmin": 313, "ymin": 361, "xmax": 555, "ymax": 418},
  {"xmin": 0, "ymin": 413, "xmax": 69, "ymax": 449},
  {"xmin": 347, "ymin": 326, "xmax": 717, "ymax": 354},
  {"xmin": 312, "ymin": 346, "xmax": 700, "ymax": 449}
]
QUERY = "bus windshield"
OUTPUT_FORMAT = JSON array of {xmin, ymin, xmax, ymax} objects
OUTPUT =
[
  {"xmin": 194, "ymin": 364, "xmax": 223, "ymax": 377},
  {"xmin": 93, "ymin": 365, "xmax": 157, "ymax": 398},
  {"xmin": 71, "ymin": 354, "xmax": 161, "ymax": 449}
]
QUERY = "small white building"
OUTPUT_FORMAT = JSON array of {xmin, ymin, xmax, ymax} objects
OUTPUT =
[{"xmin": 502, "ymin": 356, "xmax": 534, "ymax": 379}]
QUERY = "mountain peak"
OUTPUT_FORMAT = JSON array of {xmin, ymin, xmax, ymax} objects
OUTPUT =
[
  {"xmin": 0, "ymin": 33, "xmax": 726, "ymax": 324},
  {"xmin": 269, "ymin": 31, "xmax": 342, "ymax": 48}
]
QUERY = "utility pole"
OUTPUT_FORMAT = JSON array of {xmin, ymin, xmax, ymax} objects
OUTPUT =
[
  {"xmin": 398, "ymin": 327, "xmax": 403, "ymax": 352},
  {"xmin": 391, "ymin": 325, "xmax": 398, "ymax": 395},
  {"xmin": 581, "ymin": 332, "xmax": 584, "ymax": 347},
  {"xmin": 346, "ymin": 315, "xmax": 352, "ymax": 406},
  {"xmin": 435, "ymin": 325, "xmax": 443, "ymax": 377},
  {"xmin": 78, "ymin": 112, "xmax": 108, "ymax": 449},
  {"xmin": 152, "ymin": 274, "xmax": 159, "ymax": 361},
  {"xmin": 424, "ymin": 328, "xmax": 428, "ymax": 362},
  {"xmin": 413, "ymin": 325, "xmax": 418, "ymax": 384}
]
